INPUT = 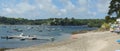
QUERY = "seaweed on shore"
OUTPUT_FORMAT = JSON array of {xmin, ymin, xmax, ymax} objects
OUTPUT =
[
  {"xmin": 0, "ymin": 48, "xmax": 12, "ymax": 51},
  {"xmin": 71, "ymin": 30, "xmax": 89, "ymax": 35}
]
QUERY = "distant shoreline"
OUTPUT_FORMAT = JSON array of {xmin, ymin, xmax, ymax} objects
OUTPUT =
[{"xmin": 0, "ymin": 16, "xmax": 104, "ymax": 27}]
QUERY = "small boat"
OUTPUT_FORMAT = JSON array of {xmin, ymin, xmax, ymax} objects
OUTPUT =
[
  {"xmin": 1, "ymin": 33, "xmax": 55, "ymax": 41},
  {"xmin": 1, "ymin": 33, "xmax": 37, "ymax": 40}
]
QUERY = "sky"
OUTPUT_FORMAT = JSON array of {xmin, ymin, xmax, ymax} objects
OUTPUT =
[{"xmin": 0, "ymin": 0, "xmax": 111, "ymax": 19}]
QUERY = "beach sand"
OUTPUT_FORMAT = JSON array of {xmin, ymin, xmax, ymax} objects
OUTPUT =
[{"xmin": 6, "ymin": 31, "xmax": 120, "ymax": 51}]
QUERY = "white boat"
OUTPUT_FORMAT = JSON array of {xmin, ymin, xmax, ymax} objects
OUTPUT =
[
  {"xmin": 1, "ymin": 33, "xmax": 55, "ymax": 41},
  {"xmin": 1, "ymin": 33, "xmax": 37, "ymax": 40}
]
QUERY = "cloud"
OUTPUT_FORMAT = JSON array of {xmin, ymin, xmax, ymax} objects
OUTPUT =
[
  {"xmin": 60, "ymin": 9, "xmax": 67, "ymax": 13},
  {"xmin": 97, "ymin": 0, "xmax": 111, "ymax": 13},
  {"xmin": 0, "ymin": 0, "xmax": 112, "ymax": 19},
  {"xmin": 65, "ymin": 1, "xmax": 75, "ymax": 10},
  {"xmin": 15, "ymin": 2, "xmax": 36, "ymax": 14},
  {"xmin": 3, "ymin": 2, "xmax": 35, "ymax": 14},
  {"xmin": 34, "ymin": 0, "xmax": 67, "ymax": 18},
  {"xmin": 58, "ymin": 0, "xmax": 88, "ymax": 18},
  {"xmin": 78, "ymin": 0, "xmax": 87, "ymax": 5},
  {"xmin": 1, "ymin": 0, "xmax": 89, "ymax": 19},
  {"xmin": 35, "ymin": 0, "xmax": 87, "ymax": 18},
  {"xmin": 4, "ymin": 8, "xmax": 13, "ymax": 13},
  {"xmin": 87, "ymin": 0, "xmax": 111, "ymax": 18},
  {"xmin": 79, "ymin": 7, "xmax": 87, "ymax": 12},
  {"xmin": 88, "ymin": 11, "xmax": 97, "ymax": 16}
]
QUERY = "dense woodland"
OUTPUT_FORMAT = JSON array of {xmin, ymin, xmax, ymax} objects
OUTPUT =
[{"xmin": 0, "ymin": 16, "xmax": 104, "ymax": 27}]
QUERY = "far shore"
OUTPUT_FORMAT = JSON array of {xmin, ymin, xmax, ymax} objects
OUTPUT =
[{"xmin": 6, "ymin": 31, "xmax": 120, "ymax": 51}]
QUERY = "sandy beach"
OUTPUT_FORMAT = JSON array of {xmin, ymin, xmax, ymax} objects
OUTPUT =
[{"xmin": 6, "ymin": 31, "xmax": 120, "ymax": 51}]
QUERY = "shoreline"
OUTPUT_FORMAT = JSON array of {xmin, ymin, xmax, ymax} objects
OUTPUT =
[{"xmin": 6, "ymin": 31, "xmax": 120, "ymax": 51}]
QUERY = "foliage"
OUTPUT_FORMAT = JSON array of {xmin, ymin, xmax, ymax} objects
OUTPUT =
[
  {"xmin": 0, "ymin": 16, "xmax": 104, "ymax": 27},
  {"xmin": 72, "ymin": 30, "xmax": 88, "ymax": 34},
  {"xmin": 100, "ymin": 23, "xmax": 110, "ymax": 30},
  {"xmin": 108, "ymin": 0, "xmax": 120, "ymax": 18},
  {"xmin": 0, "ymin": 48, "xmax": 10, "ymax": 51},
  {"xmin": 105, "ymin": 16, "xmax": 116, "ymax": 23}
]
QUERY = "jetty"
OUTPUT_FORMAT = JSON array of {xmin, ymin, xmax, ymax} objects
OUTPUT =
[{"xmin": 1, "ymin": 33, "xmax": 55, "ymax": 41}]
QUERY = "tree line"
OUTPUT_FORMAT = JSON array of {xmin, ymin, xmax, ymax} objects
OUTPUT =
[{"xmin": 0, "ymin": 16, "xmax": 104, "ymax": 27}]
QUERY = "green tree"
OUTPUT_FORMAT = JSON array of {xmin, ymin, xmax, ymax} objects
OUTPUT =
[
  {"xmin": 105, "ymin": 16, "xmax": 111, "ymax": 23},
  {"xmin": 108, "ymin": 0, "xmax": 120, "ymax": 18}
]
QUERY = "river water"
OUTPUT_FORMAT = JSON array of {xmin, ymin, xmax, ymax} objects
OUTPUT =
[{"xmin": 0, "ymin": 25, "xmax": 97, "ymax": 48}]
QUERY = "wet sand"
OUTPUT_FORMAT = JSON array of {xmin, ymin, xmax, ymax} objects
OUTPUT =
[{"xmin": 6, "ymin": 31, "xmax": 120, "ymax": 51}]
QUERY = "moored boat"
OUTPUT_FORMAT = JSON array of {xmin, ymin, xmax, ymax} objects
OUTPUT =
[
  {"xmin": 1, "ymin": 33, "xmax": 37, "ymax": 40},
  {"xmin": 1, "ymin": 33, "xmax": 55, "ymax": 41}
]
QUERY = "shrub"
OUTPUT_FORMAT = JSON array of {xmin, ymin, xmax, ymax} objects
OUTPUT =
[{"xmin": 100, "ymin": 23, "xmax": 110, "ymax": 30}]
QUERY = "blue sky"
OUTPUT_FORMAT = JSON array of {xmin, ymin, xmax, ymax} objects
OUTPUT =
[{"xmin": 0, "ymin": 0, "xmax": 111, "ymax": 19}]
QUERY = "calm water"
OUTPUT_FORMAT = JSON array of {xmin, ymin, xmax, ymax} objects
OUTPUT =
[{"xmin": 0, "ymin": 25, "xmax": 97, "ymax": 48}]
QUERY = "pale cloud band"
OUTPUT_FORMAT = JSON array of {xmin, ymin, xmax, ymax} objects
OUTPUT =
[{"xmin": 0, "ymin": 0, "xmax": 111, "ymax": 19}]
